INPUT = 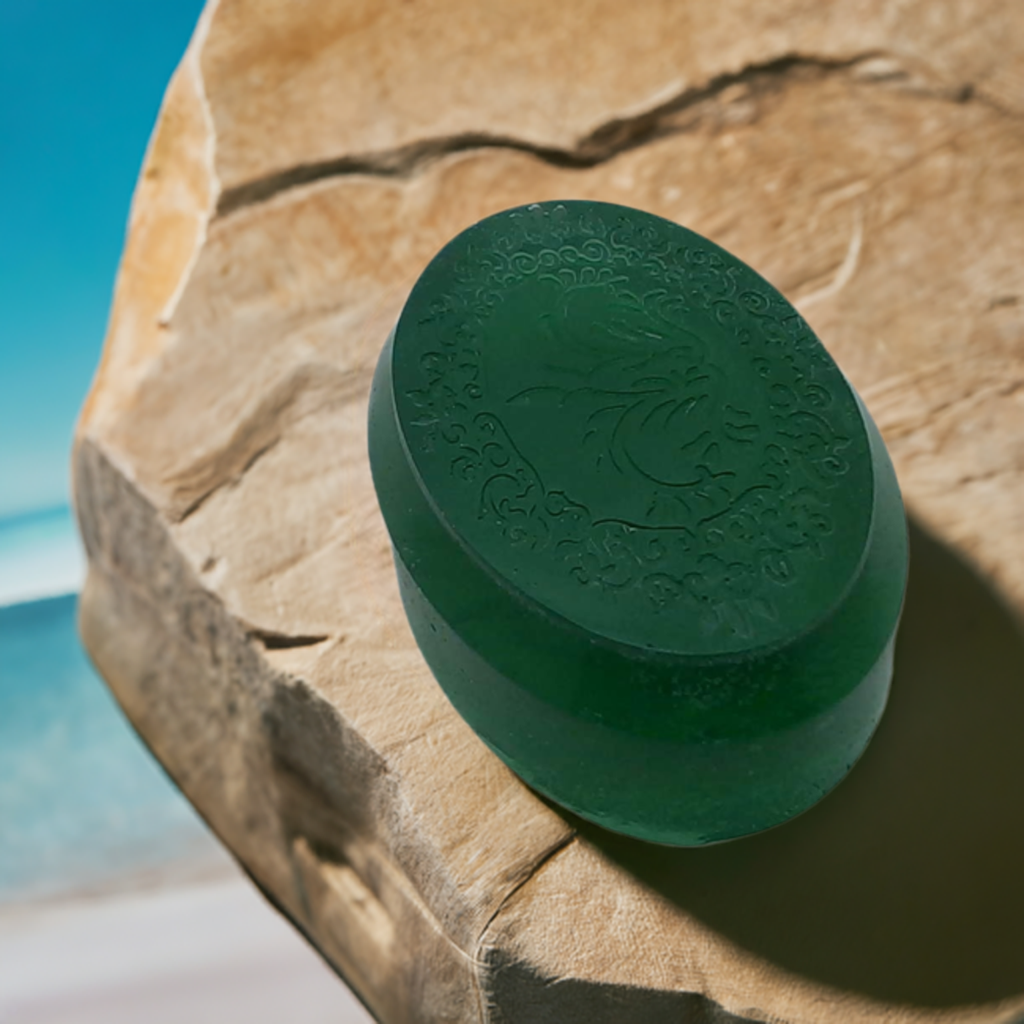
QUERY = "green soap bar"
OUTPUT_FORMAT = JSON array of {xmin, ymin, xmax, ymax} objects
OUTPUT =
[{"xmin": 368, "ymin": 200, "xmax": 908, "ymax": 846}]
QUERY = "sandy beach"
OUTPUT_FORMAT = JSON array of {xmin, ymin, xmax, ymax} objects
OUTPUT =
[{"xmin": 0, "ymin": 867, "xmax": 372, "ymax": 1024}]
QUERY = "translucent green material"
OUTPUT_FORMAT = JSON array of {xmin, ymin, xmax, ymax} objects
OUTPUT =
[{"xmin": 368, "ymin": 200, "xmax": 908, "ymax": 846}]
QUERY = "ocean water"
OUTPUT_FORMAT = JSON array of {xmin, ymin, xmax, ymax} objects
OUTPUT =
[{"xmin": 0, "ymin": 594, "xmax": 220, "ymax": 904}]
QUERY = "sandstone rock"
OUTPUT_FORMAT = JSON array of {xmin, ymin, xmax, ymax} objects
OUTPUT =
[{"xmin": 75, "ymin": 1, "xmax": 1024, "ymax": 1020}]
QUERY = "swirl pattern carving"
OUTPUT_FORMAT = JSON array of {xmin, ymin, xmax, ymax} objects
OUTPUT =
[{"xmin": 396, "ymin": 203, "xmax": 870, "ymax": 651}]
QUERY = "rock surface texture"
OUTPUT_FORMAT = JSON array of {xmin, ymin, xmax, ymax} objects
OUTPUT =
[{"xmin": 74, "ymin": 2, "xmax": 1024, "ymax": 1022}]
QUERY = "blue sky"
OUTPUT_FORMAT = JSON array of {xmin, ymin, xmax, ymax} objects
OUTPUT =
[{"xmin": 0, "ymin": 0, "xmax": 206, "ymax": 521}]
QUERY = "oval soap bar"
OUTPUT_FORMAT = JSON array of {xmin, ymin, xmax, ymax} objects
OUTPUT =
[{"xmin": 368, "ymin": 200, "xmax": 907, "ymax": 846}]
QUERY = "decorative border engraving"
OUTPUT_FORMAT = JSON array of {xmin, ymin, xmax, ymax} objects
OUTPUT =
[{"xmin": 400, "ymin": 204, "xmax": 863, "ymax": 643}]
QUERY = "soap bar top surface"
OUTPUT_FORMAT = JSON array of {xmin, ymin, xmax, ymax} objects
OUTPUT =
[{"xmin": 392, "ymin": 201, "xmax": 873, "ymax": 658}]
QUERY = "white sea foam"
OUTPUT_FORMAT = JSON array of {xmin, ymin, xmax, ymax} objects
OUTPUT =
[{"xmin": 0, "ymin": 506, "xmax": 85, "ymax": 607}]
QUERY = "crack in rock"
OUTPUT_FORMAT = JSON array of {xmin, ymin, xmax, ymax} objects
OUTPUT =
[
  {"xmin": 215, "ymin": 52, "xmax": 889, "ymax": 218},
  {"xmin": 249, "ymin": 628, "xmax": 331, "ymax": 650}
]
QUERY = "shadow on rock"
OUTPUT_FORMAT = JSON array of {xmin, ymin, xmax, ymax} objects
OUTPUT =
[{"xmin": 575, "ymin": 519, "xmax": 1024, "ymax": 1007}]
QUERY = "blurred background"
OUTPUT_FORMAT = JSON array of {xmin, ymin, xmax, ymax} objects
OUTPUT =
[{"xmin": 0, "ymin": 3, "xmax": 370, "ymax": 1020}]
